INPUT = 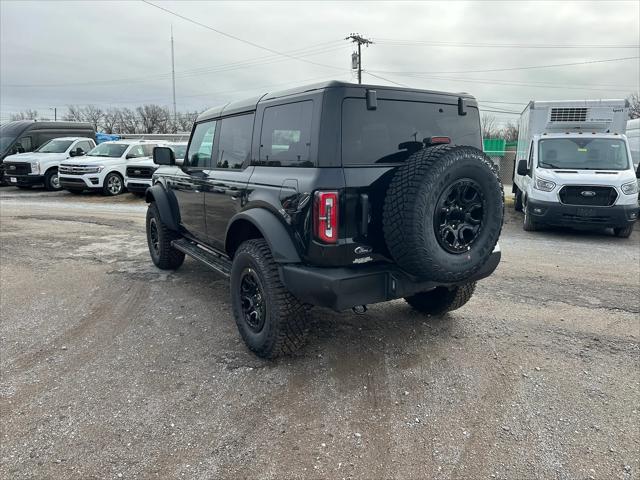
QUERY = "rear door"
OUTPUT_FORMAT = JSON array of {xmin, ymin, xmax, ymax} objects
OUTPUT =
[
  {"xmin": 170, "ymin": 121, "xmax": 217, "ymax": 241},
  {"xmin": 204, "ymin": 113, "xmax": 255, "ymax": 250}
]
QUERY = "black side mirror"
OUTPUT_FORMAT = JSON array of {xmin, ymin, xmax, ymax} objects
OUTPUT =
[
  {"xmin": 14, "ymin": 143, "xmax": 24, "ymax": 154},
  {"xmin": 75, "ymin": 147, "xmax": 85, "ymax": 156},
  {"xmin": 636, "ymin": 164, "xmax": 640, "ymax": 179},
  {"xmin": 517, "ymin": 159, "xmax": 529, "ymax": 176},
  {"xmin": 153, "ymin": 146, "xmax": 175, "ymax": 166}
]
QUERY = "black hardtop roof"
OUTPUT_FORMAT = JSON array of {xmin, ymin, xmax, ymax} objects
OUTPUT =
[
  {"xmin": 197, "ymin": 80, "xmax": 476, "ymax": 122},
  {"xmin": 0, "ymin": 120, "xmax": 94, "ymax": 134}
]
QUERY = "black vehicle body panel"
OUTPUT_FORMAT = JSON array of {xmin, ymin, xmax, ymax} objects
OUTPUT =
[{"xmin": 148, "ymin": 81, "xmax": 495, "ymax": 308}]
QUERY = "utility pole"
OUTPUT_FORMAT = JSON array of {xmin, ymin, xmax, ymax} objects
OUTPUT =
[
  {"xmin": 345, "ymin": 33, "xmax": 373, "ymax": 84},
  {"xmin": 50, "ymin": 107, "xmax": 57, "ymax": 121},
  {"xmin": 170, "ymin": 25, "xmax": 177, "ymax": 132}
]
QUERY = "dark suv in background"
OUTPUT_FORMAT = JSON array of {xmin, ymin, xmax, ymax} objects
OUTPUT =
[{"xmin": 146, "ymin": 81, "xmax": 504, "ymax": 358}]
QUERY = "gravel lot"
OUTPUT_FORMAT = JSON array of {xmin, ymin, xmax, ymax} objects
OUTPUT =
[{"xmin": 1, "ymin": 187, "xmax": 639, "ymax": 480}]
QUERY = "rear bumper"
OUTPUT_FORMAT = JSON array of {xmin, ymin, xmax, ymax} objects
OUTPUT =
[
  {"xmin": 527, "ymin": 199, "xmax": 638, "ymax": 228},
  {"xmin": 281, "ymin": 249, "xmax": 501, "ymax": 312},
  {"xmin": 4, "ymin": 174, "xmax": 44, "ymax": 186}
]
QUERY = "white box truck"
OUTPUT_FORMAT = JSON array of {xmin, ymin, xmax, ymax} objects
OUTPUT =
[{"xmin": 512, "ymin": 99, "xmax": 638, "ymax": 238}]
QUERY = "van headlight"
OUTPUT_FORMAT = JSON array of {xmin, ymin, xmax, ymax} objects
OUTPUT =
[
  {"xmin": 30, "ymin": 161, "xmax": 40, "ymax": 174},
  {"xmin": 621, "ymin": 181, "xmax": 639, "ymax": 195},
  {"xmin": 534, "ymin": 177, "xmax": 556, "ymax": 192}
]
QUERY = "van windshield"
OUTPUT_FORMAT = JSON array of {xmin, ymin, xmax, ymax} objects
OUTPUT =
[
  {"xmin": 538, "ymin": 138, "xmax": 630, "ymax": 171},
  {"xmin": 86, "ymin": 143, "xmax": 128, "ymax": 158},
  {"xmin": 37, "ymin": 139, "xmax": 73, "ymax": 153}
]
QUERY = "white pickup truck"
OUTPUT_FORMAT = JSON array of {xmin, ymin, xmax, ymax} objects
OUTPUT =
[
  {"xmin": 513, "ymin": 100, "xmax": 638, "ymax": 238},
  {"xmin": 125, "ymin": 142, "xmax": 187, "ymax": 195},
  {"xmin": 3, "ymin": 137, "xmax": 96, "ymax": 190}
]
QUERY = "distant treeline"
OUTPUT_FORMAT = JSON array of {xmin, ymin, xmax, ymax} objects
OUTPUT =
[{"xmin": 9, "ymin": 105, "xmax": 201, "ymax": 134}]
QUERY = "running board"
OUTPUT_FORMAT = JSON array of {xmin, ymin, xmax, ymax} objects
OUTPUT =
[{"xmin": 172, "ymin": 238, "xmax": 231, "ymax": 277}]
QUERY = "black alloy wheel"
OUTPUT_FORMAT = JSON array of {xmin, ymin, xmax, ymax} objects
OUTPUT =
[{"xmin": 434, "ymin": 179, "xmax": 485, "ymax": 254}]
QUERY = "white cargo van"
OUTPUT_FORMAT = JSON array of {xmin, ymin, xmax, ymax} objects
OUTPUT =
[{"xmin": 513, "ymin": 100, "xmax": 638, "ymax": 238}]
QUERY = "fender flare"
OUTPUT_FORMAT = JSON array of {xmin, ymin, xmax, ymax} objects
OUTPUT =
[
  {"xmin": 226, "ymin": 209, "xmax": 301, "ymax": 263},
  {"xmin": 145, "ymin": 184, "xmax": 180, "ymax": 231}
]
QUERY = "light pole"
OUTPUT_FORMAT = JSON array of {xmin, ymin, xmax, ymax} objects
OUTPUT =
[{"xmin": 50, "ymin": 107, "xmax": 57, "ymax": 121}]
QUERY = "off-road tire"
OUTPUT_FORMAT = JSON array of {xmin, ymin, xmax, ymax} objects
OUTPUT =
[
  {"xmin": 405, "ymin": 282, "xmax": 476, "ymax": 315},
  {"xmin": 514, "ymin": 188, "xmax": 523, "ymax": 212},
  {"xmin": 44, "ymin": 168, "xmax": 61, "ymax": 191},
  {"xmin": 383, "ymin": 145, "xmax": 504, "ymax": 283},
  {"xmin": 230, "ymin": 239, "xmax": 307, "ymax": 359},
  {"xmin": 102, "ymin": 172, "xmax": 124, "ymax": 196},
  {"xmin": 146, "ymin": 202, "xmax": 185, "ymax": 269},
  {"xmin": 613, "ymin": 224, "xmax": 634, "ymax": 238}
]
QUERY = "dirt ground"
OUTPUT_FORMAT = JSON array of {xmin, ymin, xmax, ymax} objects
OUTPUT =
[{"xmin": 1, "ymin": 187, "xmax": 638, "ymax": 480}]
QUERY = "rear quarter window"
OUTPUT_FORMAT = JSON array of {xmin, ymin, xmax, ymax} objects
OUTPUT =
[{"xmin": 341, "ymin": 98, "xmax": 481, "ymax": 165}]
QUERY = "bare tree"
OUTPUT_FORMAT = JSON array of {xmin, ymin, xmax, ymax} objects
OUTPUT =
[
  {"xmin": 176, "ymin": 111, "xmax": 199, "ymax": 132},
  {"xmin": 10, "ymin": 109, "xmax": 39, "ymax": 121},
  {"xmin": 101, "ymin": 108, "xmax": 120, "ymax": 134},
  {"xmin": 63, "ymin": 105, "xmax": 84, "ymax": 122},
  {"xmin": 137, "ymin": 104, "xmax": 169, "ymax": 133},
  {"xmin": 498, "ymin": 122, "xmax": 519, "ymax": 142},
  {"xmin": 628, "ymin": 92, "xmax": 640, "ymax": 119},
  {"xmin": 117, "ymin": 108, "xmax": 139, "ymax": 134},
  {"xmin": 481, "ymin": 113, "xmax": 499, "ymax": 138},
  {"xmin": 83, "ymin": 105, "xmax": 104, "ymax": 131}
]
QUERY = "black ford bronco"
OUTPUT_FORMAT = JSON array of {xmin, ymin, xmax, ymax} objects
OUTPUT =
[{"xmin": 146, "ymin": 81, "xmax": 504, "ymax": 358}]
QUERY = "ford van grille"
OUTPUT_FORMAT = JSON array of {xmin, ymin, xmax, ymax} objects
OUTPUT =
[{"xmin": 559, "ymin": 186, "xmax": 617, "ymax": 206}]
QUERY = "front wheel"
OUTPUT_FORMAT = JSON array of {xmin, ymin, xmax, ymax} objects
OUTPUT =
[
  {"xmin": 230, "ymin": 239, "xmax": 307, "ymax": 359},
  {"xmin": 613, "ymin": 224, "xmax": 634, "ymax": 238},
  {"xmin": 44, "ymin": 169, "xmax": 62, "ymax": 191},
  {"xmin": 103, "ymin": 172, "xmax": 124, "ymax": 196},
  {"xmin": 523, "ymin": 200, "xmax": 541, "ymax": 231},
  {"xmin": 405, "ymin": 283, "xmax": 476, "ymax": 316},
  {"xmin": 514, "ymin": 188, "xmax": 523, "ymax": 212},
  {"xmin": 146, "ymin": 202, "xmax": 185, "ymax": 269}
]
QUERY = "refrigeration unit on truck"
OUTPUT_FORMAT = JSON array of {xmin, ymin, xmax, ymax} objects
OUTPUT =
[{"xmin": 512, "ymin": 99, "xmax": 638, "ymax": 238}]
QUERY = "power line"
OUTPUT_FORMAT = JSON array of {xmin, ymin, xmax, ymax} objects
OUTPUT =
[
  {"xmin": 363, "ymin": 70, "xmax": 408, "ymax": 87},
  {"xmin": 373, "ymin": 38, "xmax": 640, "ymax": 49},
  {"xmin": 3, "ymin": 42, "xmax": 348, "ymax": 88},
  {"xmin": 368, "ymin": 56, "xmax": 639, "ymax": 76},
  {"xmin": 142, "ymin": 0, "xmax": 345, "ymax": 72}
]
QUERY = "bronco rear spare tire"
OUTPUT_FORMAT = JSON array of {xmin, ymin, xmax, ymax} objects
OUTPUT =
[{"xmin": 383, "ymin": 145, "xmax": 503, "ymax": 282}]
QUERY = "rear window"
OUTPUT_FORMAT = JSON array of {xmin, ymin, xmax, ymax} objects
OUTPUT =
[{"xmin": 341, "ymin": 98, "xmax": 481, "ymax": 165}]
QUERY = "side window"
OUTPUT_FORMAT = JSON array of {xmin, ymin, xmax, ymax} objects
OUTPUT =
[
  {"xmin": 19, "ymin": 136, "xmax": 32, "ymax": 152},
  {"xmin": 187, "ymin": 121, "xmax": 217, "ymax": 168},
  {"xmin": 216, "ymin": 114, "xmax": 254, "ymax": 169},
  {"xmin": 528, "ymin": 141, "xmax": 534, "ymax": 169},
  {"xmin": 75, "ymin": 141, "xmax": 92, "ymax": 153},
  {"xmin": 259, "ymin": 101, "xmax": 313, "ymax": 167},
  {"xmin": 142, "ymin": 144, "xmax": 156, "ymax": 157},
  {"xmin": 127, "ymin": 145, "xmax": 146, "ymax": 158}
]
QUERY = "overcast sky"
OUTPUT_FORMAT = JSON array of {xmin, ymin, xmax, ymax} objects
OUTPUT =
[{"xmin": 1, "ymin": 0, "xmax": 638, "ymax": 125}]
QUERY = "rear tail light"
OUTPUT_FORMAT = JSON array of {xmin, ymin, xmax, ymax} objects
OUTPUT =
[
  {"xmin": 313, "ymin": 191, "xmax": 339, "ymax": 244},
  {"xmin": 424, "ymin": 136, "xmax": 451, "ymax": 145}
]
